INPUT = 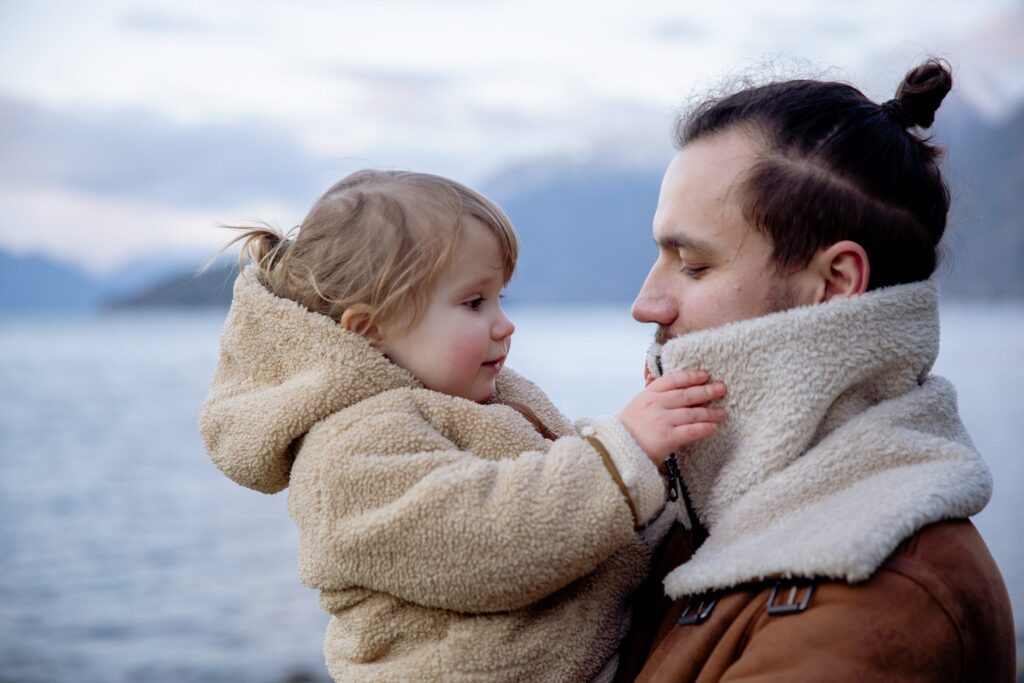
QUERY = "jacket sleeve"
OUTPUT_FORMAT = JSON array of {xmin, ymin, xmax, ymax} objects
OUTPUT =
[
  {"xmin": 288, "ymin": 392, "xmax": 665, "ymax": 613},
  {"xmin": 719, "ymin": 572, "xmax": 964, "ymax": 682}
]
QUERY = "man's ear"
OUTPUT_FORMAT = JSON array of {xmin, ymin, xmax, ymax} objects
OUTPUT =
[
  {"xmin": 340, "ymin": 304, "xmax": 382, "ymax": 343},
  {"xmin": 809, "ymin": 240, "xmax": 870, "ymax": 303}
]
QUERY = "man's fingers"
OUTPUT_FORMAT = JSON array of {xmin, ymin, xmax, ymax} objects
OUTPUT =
[{"xmin": 647, "ymin": 370, "xmax": 710, "ymax": 392}]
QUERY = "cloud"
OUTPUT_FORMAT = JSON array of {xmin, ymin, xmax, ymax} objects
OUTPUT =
[
  {"xmin": 330, "ymin": 65, "xmax": 456, "ymax": 90},
  {"xmin": 119, "ymin": 9, "xmax": 206, "ymax": 34},
  {"xmin": 0, "ymin": 95, "xmax": 337, "ymax": 210},
  {"xmin": 954, "ymin": 5, "xmax": 1024, "ymax": 122},
  {"xmin": 808, "ymin": 20, "xmax": 862, "ymax": 39},
  {"xmin": 0, "ymin": 94, "xmax": 356, "ymax": 271},
  {"xmin": 651, "ymin": 20, "xmax": 709, "ymax": 41},
  {"xmin": 2, "ymin": 0, "xmax": 1015, "ymax": 275}
]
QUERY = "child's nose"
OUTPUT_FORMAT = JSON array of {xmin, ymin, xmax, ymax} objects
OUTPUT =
[{"xmin": 493, "ymin": 311, "xmax": 515, "ymax": 340}]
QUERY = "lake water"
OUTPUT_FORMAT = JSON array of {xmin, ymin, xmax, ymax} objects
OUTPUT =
[{"xmin": 1, "ymin": 304, "xmax": 1021, "ymax": 682}]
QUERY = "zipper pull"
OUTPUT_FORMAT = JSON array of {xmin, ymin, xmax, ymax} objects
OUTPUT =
[{"xmin": 666, "ymin": 453, "xmax": 682, "ymax": 502}]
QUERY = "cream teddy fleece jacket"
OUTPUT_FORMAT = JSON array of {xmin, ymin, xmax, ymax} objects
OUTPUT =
[
  {"xmin": 645, "ymin": 280, "xmax": 992, "ymax": 598},
  {"xmin": 199, "ymin": 269, "xmax": 666, "ymax": 682}
]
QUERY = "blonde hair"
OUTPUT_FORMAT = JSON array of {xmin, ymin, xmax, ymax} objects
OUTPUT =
[{"xmin": 225, "ymin": 170, "xmax": 518, "ymax": 335}]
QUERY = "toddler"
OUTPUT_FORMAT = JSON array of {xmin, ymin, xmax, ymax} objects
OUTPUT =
[{"xmin": 199, "ymin": 170, "xmax": 725, "ymax": 682}]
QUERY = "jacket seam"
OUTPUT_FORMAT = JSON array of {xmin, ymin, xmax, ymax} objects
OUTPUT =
[
  {"xmin": 879, "ymin": 561, "xmax": 966, "ymax": 681},
  {"xmin": 736, "ymin": 585, "xmax": 772, "ymax": 655}
]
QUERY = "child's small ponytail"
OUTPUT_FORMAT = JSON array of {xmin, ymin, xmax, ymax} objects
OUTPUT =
[{"xmin": 214, "ymin": 223, "xmax": 296, "ymax": 284}]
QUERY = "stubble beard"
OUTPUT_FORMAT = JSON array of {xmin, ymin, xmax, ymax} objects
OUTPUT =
[
  {"xmin": 766, "ymin": 278, "xmax": 799, "ymax": 316},
  {"xmin": 654, "ymin": 324, "xmax": 673, "ymax": 345}
]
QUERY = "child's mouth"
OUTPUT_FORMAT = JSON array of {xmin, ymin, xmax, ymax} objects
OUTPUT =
[{"xmin": 482, "ymin": 356, "xmax": 505, "ymax": 372}]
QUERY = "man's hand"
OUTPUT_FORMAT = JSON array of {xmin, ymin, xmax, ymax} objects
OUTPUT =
[{"xmin": 619, "ymin": 370, "xmax": 726, "ymax": 471}]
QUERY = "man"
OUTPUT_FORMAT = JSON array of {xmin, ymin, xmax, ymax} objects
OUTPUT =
[{"xmin": 616, "ymin": 62, "xmax": 1015, "ymax": 681}]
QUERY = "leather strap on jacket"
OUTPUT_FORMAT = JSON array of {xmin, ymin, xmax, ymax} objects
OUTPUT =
[
  {"xmin": 506, "ymin": 399, "xmax": 641, "ymax": 526},
  {"xmin": 503, "ymin": 400, "xmax": 559, "ymax": 441},
  {"xmin": 585, "ymin": 435, "xmax": 640, "ymax": 526}
]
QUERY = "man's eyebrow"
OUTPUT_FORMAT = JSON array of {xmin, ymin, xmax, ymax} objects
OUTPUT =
[{"xmin": 655, "ymin": 232, "xmax": 719, "ymax": 257}]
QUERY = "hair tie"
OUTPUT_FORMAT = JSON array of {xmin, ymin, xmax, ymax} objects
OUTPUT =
[{"xmin": 881, "ymin": 99, "xmax": 913, "ymax": 129}]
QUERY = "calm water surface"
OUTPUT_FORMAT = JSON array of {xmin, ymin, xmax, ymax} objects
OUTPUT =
[{"xmin": 0, "ymin": 305, "xmax": 1021, "ymax": 682}]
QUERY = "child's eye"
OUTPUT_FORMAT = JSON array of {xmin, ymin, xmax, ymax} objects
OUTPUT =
[
  {"xmin": 464, "ymin": 297, "xmax": 484, "ymax": 310},
  {"xmin": 680, "ymin": 265, "xmax": 709, "ymax": 278}
]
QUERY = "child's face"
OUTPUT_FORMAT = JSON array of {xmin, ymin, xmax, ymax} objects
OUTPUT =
[{"xmin": 379, "ymin": 218, "xmax": 515, "ymax": 403}]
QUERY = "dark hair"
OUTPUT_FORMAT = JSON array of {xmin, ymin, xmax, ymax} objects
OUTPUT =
[{"xmin": 676, "ymin": 59, "xmax": 953, "ymax": 289}]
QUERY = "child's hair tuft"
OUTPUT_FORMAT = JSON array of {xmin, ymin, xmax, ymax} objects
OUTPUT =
[{"xmin": 222, "ymin": 170, "xmax": 517, "ymax": 335}]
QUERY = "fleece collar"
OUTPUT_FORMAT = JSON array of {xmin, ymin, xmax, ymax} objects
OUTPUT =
[{"xmin": 646, "ymin": 281, "xmax": 992, "ymax": 597}]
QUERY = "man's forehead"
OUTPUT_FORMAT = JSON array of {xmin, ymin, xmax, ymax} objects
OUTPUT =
[
  {"xmin": 652, "ymin": 189, "xmax": 738, "ymax": 254},
  {"xmin": 654, "ymin": 157, "xmax": 761, "ymax": 258}
]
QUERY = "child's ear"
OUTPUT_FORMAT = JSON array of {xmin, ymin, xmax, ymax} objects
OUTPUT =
[{"xmin": 340, "ymin": 304, "xmax": 382, "ymax": 343}]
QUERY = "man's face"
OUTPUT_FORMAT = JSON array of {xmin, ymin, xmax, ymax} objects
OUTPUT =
[{"xmin": 632, "ymin": 127, "xmax": 814, "ymax": 341}]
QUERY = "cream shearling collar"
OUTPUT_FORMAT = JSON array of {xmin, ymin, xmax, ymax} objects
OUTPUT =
[{"xmin": 646, "ymin": 280, "xmax": 992, "ymax": 597}]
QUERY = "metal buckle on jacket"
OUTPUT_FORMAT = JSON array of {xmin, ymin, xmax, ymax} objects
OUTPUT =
[
  {"xmin": 766, "ymin": 579, "xmax": 816, "ymax": 616},
  {"xmin": 677, "ymin": 594, "xmax": 719, "ymax": 626}
]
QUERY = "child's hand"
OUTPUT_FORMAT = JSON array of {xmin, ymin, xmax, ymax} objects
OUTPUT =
[{"xmin": 618, "ymin": 370, "xmax": 726, "ymax": 471}]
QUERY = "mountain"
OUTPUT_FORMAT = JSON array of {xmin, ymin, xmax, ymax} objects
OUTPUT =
[
  {"xmin": 488, "ymin": 162, "xmax": 665, "ymax": 303},
  {"xmin": 937, "ymin": 105, "xmax": 1024, "ymax": 299},
  {"xmin": 0, "ymin": 252, "xmax": 237, "ymax": 312},
  {"xmin": 103, "ymin": 262, "xmax": 238, "ymax": 309},
  {"xmin": 97, "ymin": 252, "xmax": 217, "ymax": 300},
  {"xmin": 0, "ymin": 251, "xmax": 100, "ymax": 311},
  {"xmin": 3, "ymin": 97, "xmax": 1021, "ymax": 312}
]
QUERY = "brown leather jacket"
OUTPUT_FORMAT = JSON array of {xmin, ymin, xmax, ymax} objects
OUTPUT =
[{"xmin": 616, "ymin": 519, "xmax": 1015, "ymax": 682}]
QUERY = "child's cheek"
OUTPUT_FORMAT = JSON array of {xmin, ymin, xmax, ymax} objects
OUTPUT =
[{"xmin": 445, "ymin": 334, "xmax": 485, "ymax": 372}]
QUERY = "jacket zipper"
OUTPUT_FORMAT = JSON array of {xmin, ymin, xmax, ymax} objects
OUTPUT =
[{"xmin": 666, "ymin": 453, "xmax": 682, "ymax": 502}]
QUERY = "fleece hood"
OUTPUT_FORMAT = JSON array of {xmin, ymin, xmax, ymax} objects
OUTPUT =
[{"xmin": 198, "ymin": 267, "xmax": 419, "ymax": 493}]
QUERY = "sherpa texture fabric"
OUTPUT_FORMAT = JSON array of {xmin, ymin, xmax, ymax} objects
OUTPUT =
[
  {"xmin": 645, "ymin": 280, "xmax": 992, "ymax": 598},
  {"xmin": 199, "ymin": 268, "xmax": 666, "ymax": 682}
]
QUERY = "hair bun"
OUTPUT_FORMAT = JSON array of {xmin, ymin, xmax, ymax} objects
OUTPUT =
[{"xmin": 892, "ymin": 58, "xmax": 953, "ymax": 129}]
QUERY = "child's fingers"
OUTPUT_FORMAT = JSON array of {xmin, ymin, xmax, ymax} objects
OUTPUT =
[
  {"xmin": 644, "ymin": 364, "xmax": 654, "ymax": 387},
  {"xmin": 647, "ymin": 370, "xmax": 709, "ymax": 392},
  {"xmin": 672, "ymin": 422, "xmax": 718, "ymax": 443},
  {"xmin": 671, "ymin": 406, "xmax": 727, "ymax": 424},
  {"xmin": 661, "ymin": 382, "xmax": 727, "ymax": 408}
]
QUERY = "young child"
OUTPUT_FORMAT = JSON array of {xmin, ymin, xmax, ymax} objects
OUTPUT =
[{"xmin": 199, "ymin": 170, "xmax": 725, "ymax": 682}]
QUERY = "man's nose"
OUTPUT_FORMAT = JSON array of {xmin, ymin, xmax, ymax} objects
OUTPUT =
[{"xmin": 631, "ymin": 277, "xmax": 676, "ymax": 326}]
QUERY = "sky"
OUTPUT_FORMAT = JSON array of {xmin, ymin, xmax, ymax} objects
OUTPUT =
[{"xmin": 1, "ymin": 0, "xmax": 1022, "ymax": 272}]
